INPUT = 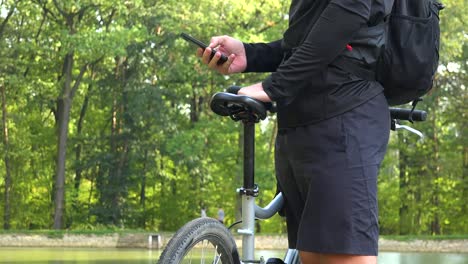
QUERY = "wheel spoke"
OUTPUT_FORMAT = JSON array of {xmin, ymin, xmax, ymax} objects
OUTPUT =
[
  {"xmin": 213, "ymin": 245, "xmax": 222, "ymax": 264},
  {"xmin": 178, "ymin": 238, "xmax": 230, "ymax": 264},
  {"xmin": 189, "ymin": 246, "xmax": 193, "ymax": 264},
  {"xmin": 200, "ymin": 240, "xmax": 205, "ymax": 264}
]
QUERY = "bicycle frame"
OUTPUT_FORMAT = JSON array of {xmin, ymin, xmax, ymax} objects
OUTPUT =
[{"xmin": 237, "ymin": 121, "xmax": 299, "ymax": 264}]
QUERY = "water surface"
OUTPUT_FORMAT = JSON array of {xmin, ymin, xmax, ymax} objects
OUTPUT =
[{"xmin": 0, "ymin": 248, "xmax": 467, "ymax": 263}]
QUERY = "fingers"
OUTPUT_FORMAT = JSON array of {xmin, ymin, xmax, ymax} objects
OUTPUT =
[
  {"xmin": 194, "ymin": 35, "xmax": 234, "ymax": 74},
  {"xmin": 201, "ymin": 47, "xmax": 213, "ymax": 65},
  {"xmin": 237, "ymin": 83, "xmax": 272, "ymax": 102},
  {"xmin": 208, "ymin": 35, "xmax": 228, "ymax": 49},
  {"xmin": 196, "ymin": 47, "xmax": 204, "ymax": 58},
  {"xmin": 221, "ymin": 54, "xmax": 236, "ymax": 73},
  {"xmin": 199, "ymin": 47, "xmax": 233, "ymax": 74},
  {"xmin": 207, "ymin": 48, "xmax": 223, "ymax": 68},
  {"xmin": 206, "ymin": 49, "xmax": 228, "ymax": 72}
]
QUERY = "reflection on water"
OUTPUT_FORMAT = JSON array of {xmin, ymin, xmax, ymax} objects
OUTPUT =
[
  {"xmin": 0, "ymin": 247, "xmax": 467, "ymax": 264},
  {"xmin": 258, "ymin": 250, "xmax": 468, "ymax": 264},
  {"xmin": 377, "ymin": 252, "xmax": 468, "ymax": 264},
  {"xmin": 0, "ymin": 248, "xmax": 159, "ymax": 264}
]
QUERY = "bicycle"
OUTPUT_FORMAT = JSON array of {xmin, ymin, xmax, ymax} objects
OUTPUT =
[{"xmin": 157, "ymin": 86, "xmax": 427, "ymax": 264}]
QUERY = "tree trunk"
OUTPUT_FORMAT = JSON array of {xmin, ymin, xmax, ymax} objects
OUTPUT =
[
  {"xmin": 0, "ymin": 1, "xmax": 17, "ymax": 39},
  {"xmin": 0, "ymin": 0, "xmax": 19, "ymax": 232},
  {"xmin": 106, "ymin": 94, "xmax": 119, "ymax": 225},
  {"xmin": 74, "ymin": 85, "xmax": 91, "ymax": 191},
  {"xmin": 463, "ymin": 145, "xmax": 468, "ymax": 225},
  {"xmin": 1, "ymin": 84, "xmax": 12, "ymax": 230},
  {"xmin": 398, "ymin": 134, "xmax": 411, "ymax": 235},
  {"xmin": 190, "ymin": 87, "xmax": 199, "ymax": 123},
  {"xmin": 102, "ymin": 56, "xmax": 131, "ymax": 226},
  {"xmin": 111, "ymin": 139, "xmax": 129, "ymax": 226},
  {"xmin": 70, "ymin": 79, "xmax": 92, "ymax": 225},
  {"xmin": 52, "ymin": 51, "xmax": 74, "ymax": 229},
  {"xmin": 139, "ymin": 150, "xmax": 148, "ymax": 228},
  {"xmin": 53, "ymin": 95, "xmax": 72, "ymax": 229},
  {"xmin": 431, "ymin": 97, "xmax": 441, "ymax": 235},
  {"xmin": 53, "ymin": 51, "xmax": 87, "ymax": 229}
]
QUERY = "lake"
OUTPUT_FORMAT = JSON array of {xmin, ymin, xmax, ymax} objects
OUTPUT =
[{"xmin": 0, "ymin": 248, "xmax": 467, "ymax": 263}]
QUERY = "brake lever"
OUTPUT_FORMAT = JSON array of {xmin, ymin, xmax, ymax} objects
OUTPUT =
[{"xmin": 394, "ymin": 123, "xmax": 424, "ymax": 140}]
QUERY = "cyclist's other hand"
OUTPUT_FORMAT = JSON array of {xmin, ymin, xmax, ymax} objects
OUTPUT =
[
  {"xmin": 238, "ymin": 82, "xmax": 272, "ymax": 103},
  {"xmin": 196, "ymin": 35, "xmax": 247, "ymax": 75}
]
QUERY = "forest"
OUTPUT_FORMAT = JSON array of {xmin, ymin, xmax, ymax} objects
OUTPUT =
[{"xmin": 0, "ymin": 0, "xmax": 466, "ymax": 236}]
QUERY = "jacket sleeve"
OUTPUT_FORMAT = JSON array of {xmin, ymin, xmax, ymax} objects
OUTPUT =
[
  {"xmin": 263, "ymin": 0, "xmax": 372, "ymax": 103},
  {"xmin": 243, "ymin": 40, "xmax": 284, "ymax": 73}
]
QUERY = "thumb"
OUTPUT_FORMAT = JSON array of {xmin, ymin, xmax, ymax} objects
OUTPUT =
[{"xmin": 209, "ymin": 35, "xmax": 228, "ymax": 49}]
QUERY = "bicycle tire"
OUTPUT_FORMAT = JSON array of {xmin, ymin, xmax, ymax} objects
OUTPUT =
[{"xmin": 157, "ymin": 217, "xmax": 241, "ymax": 264}]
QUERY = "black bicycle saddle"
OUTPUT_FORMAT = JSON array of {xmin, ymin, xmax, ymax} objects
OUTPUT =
[{"xmin": 210, "ymin": 88, "xmax": 268, "ymax": 123}]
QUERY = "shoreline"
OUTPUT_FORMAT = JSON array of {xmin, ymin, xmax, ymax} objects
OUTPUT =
[{"xmin": 0, "ymin": 234, "xmax": 466, "ymax": 253}]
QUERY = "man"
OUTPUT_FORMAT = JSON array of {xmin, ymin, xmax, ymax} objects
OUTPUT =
[{"xmin": 197, "ymin": 1, "xmax": 393, "ymax": 263}]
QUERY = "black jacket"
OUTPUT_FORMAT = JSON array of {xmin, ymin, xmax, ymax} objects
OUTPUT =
[{"xmin": 243, "ymin": 0, "xmax": 393, "ymax": 128}]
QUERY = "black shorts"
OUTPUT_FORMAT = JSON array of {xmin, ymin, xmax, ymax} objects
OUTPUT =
[{"xmin": 275, "ymin": 93, "xmax": 390, "ymax": 256}]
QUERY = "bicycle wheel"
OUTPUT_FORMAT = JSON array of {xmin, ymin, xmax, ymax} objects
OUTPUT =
[{"xmin": 157, "ymin": 217, "xmax": 240, "ymax": 264}]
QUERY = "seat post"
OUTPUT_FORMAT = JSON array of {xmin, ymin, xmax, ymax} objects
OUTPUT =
[
  {"xmin": 243, "ymin": 121, "xmax": 255, "ymax": 189},
  {"xmin": 239, "ymin": 120, "xmax": 257, "ymax": 262}
]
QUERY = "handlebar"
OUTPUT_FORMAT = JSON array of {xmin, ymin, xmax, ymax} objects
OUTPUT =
[{"xmin": 389, "ymin": 108, "xmax": 427, "ymax": 122}]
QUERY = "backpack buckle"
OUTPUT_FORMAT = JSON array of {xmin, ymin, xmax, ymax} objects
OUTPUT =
[{"xmin": 409, "ymin": 98, "xmax": 423, "ymax": 123}]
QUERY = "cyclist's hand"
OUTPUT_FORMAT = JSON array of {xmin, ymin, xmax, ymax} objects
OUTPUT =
[
  {"xmin": 196, "ymin": 35, "xmax": 247, "ymax": 75},
  {"xmin": 238, "ymin": 82, "xmax": 272, "ymax": 102}
]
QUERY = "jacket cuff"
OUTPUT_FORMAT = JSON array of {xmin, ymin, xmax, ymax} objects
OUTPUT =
[
  {"xmin": 262, "ymin": 75, "xmax": 279, "ymax": 102},
  {"xmin": 243, "ymin": 43, "xmax": 256, "ymax": 73}
]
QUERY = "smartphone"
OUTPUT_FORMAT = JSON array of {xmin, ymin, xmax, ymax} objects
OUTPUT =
[{"xmin": 180, "ymin": 33, "xmax": 228, "ymax": 64}]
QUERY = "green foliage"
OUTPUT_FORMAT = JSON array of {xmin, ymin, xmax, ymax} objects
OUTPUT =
[{"xmin": 0, "ymin": 0, "xmax": 465, "ymax": 237}]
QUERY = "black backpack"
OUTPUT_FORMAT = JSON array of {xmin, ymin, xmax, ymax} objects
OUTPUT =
[
  {"xmin": 334, "ymin": 0, "xmax": 444, "ymax": 106},
  {"xmin": 379, "ymin": 0, "xmax": 444, "ymax": 106}
]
